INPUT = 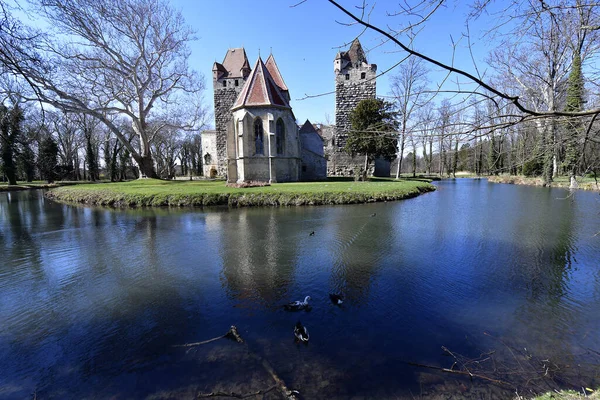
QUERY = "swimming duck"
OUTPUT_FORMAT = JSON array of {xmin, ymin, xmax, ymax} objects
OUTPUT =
[
  {"xmin": 329, "ymin": 293, "xmax": 344, "ymax": 305},
  {"xmin": 283, "ymin": 296, "xmax": 311, "ymax": 311},
  {"xmin": 294, "ymin": 321, "xmax": 309, "ymax": 343},
  {"xmin": 309, "ymin": 231, "xmax": 315, "ymax": 236},
  {"xmin": 370, "ymin": 213, "xmax": 377, "ymax": 217}
]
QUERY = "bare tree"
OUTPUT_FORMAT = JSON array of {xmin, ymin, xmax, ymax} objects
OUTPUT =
[
  {"xmin": 1, "ymin": 0, "xmax": 206, "ymax": 178},
  {"xmin": 389, "ymin": 55, "xmax": 429, "ymax": 179}
]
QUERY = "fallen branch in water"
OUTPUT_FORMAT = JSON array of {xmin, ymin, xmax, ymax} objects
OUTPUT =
[
  {"xmin": 406, "ymin": 361, "xmax": 513, "ymax": 387},
  {"xmin": 176, "ymin": 325, "xmax": 298, "ymax": 399},
  {"xmin": 197, "ymin": 385, "xmax": 276, "ymax": 398},
  {"xmin": 173, "ymin": 326, "xmax": 244, "ymax": 348}
]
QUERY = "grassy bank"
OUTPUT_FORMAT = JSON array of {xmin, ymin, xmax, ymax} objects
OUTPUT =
[
  {"xmin": 0, "ymin": 182, "xmax": 62, "ymax": 192},
  {"xmin": 488, "ymin": 175, "xmax": 599, "ymax": 191},
  {"xmin": 528, "ymin": 388, "xmax": 598, "ymax": 399},
  {"xmin": 0, "ymin": 180, "xmax": 94, "ymax": 192},
  {"xmin": 44, "ymin": 178, "xmax": 436, "ymax": 208}
]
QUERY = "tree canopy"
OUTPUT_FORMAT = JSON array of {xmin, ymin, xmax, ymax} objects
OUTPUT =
[{"xmin": 345, "ymin": 98, "xmax": 399, "ymax": 173}]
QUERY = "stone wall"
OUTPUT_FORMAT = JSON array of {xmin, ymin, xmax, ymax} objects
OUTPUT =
[
  {"xmin": 213, "ymin": 78, "xmax": 245, "ymax": 177},
  {"xmin": 334, "ymin": 64, "xmax": 377, "ymax": 149},
  {"xmin": 301, "ymin": 149, "xmax": 327, "ymax": 180}
]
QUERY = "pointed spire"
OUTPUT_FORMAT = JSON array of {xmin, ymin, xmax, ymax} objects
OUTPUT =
[
  {"xmin": 265, "ymin": 54, "xmax": 289, "ymax": 92},
  {"xmin": 347, "ymin": 38, "xmax": 367, "ymax": 64},
  {"xmin": 232, "ymin": 57, "xmax": 291, "ymax": 110}
]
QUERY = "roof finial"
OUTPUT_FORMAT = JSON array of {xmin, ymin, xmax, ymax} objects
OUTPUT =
[
  {"xmin": 270, "ymin": 47, "xmax": 272, "ymax": 55},
  {"xmin": 258, "ymin": 48, "xmax": 261, "ymax": 58}
]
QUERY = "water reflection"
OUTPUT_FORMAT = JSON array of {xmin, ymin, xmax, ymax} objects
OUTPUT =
[
  {"xmin": 1, "ymin": 183, "xmax": 600, "ymax": 399},
  {"xmin": 214, "ymin": 209, "xmax": 299, "ymax": 306}
]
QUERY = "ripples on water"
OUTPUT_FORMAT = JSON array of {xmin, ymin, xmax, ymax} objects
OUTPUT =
[{"xmin": 1, "ymin": 180, "xmax": 600, "ymax": 399}]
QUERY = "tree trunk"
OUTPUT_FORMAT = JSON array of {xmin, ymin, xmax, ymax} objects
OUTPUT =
[{"xmin": 135, "ymin": 154, "xmax": 158, "ymax": 179}]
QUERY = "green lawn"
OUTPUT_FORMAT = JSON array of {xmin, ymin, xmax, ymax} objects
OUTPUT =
[{"xmin": 45, "ymin": 178, "xmax": 436, "ymax": 207}]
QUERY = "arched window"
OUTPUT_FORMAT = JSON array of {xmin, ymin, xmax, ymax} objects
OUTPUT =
[
  {"xmin": 276, "ymin": 118, "xmax": 285, "ymax": 155},
  {"xmin": 254, "ymin": 118, "xmax": 264, "ymax": 155}
]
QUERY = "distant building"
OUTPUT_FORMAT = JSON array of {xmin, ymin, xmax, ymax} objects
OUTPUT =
[{"xmin": 201, "ymin": 130, "xmax": 218, "ymax": 178}]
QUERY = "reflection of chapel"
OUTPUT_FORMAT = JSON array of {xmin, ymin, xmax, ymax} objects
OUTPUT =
[{"xmin": 207, "ymin": 48, "xmax": 326, "ymax": 183}]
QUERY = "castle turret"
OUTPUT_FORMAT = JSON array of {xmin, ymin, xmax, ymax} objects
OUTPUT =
[
  {"xmin": 212, "ymin": 48, "xmax": 251, "ymax": 176},
  {"xmin": 334, "ymin": 38, "xmax": 377, "ymax": 149}
]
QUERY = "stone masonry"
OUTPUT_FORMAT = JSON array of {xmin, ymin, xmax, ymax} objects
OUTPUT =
[
  {"xmin": 212, "ymin": 48, "xmax": 251, "ymax": 177},
  {"xmin": 213, "ymin": 87, "xmax": 241, "ymax": 176},
  {"xmin": 330, "ymin": 38, "xmax": 379, "ymax": 176}
]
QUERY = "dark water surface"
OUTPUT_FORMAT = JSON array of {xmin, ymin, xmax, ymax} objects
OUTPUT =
[{"xmin": 1, "ymin": 179, "xmax": 600, "ymax": 399}]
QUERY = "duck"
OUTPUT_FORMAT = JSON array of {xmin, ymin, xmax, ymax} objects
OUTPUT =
[
  {"xmin": 294, "ymin": 321, "xmax": 309, "ymax": 343},
  {"xmin": 309, "ymin": 231, "xmax": 315, "ymax": 236},
  {"xmin": 370, "ymin": 213, "xmax": 377, "ymax": 217},
  {"xmin": 283, "ymin": 296, "xmax": 311, "ymax": 311},
  {"xmin": 329, "ymin": 293, "xmax": 344, "ymax": 305}
]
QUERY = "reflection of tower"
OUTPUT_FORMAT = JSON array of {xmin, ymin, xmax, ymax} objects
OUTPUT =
[
  {"xmin": 212, "ymin": 48, "xmax": 251, "ymax": 176},
  {"xmin": 211, "ymin": 209, "xmax": 301, "ymax": 305},
  {"xmin": 333, "ymin": 38, "xmax": 377, "ymax": 149},
  {"xmin": 329, "ymin": 211, "xmax": 393, "ymax": 303}
]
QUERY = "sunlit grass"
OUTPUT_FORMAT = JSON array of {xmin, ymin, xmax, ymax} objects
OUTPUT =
[{"xmin": 45, "ymin": 178, "xmax": 436, "ymax": 207}]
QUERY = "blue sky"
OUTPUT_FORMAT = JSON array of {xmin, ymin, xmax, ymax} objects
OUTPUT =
[{"xmin": 172, "ymin": 0, "xmax": 496, "ymax": 128}]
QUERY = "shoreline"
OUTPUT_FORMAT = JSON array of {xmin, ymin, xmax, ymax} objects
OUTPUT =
[
  {"xmin": 43, "ymin": 178, "xmax": 436, "ymax": 208},
  {"xmin": 487, "ymin": 175, "xmax": 600, "ymax": 191}
]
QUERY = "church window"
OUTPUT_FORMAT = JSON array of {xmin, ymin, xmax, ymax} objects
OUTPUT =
[
  {"xmin": 254, "ymin": 118, "xmax": 264, "ymax": 155},
  {"xmin": 276, "ymin": 118, "xmax": 285, "ymax": 155},
  {"xmin": 235, "ymin": 79, "xmax": 239, "ymax": 86},
  {"xmin": 361, "ymin": 72, "xmax": 366, "ymax": 79},
  {"xmin": 331, "ymin": 137, "xmax": 335, "ymax": 147},
  {"xmin": 345, "ymin": 74, "xmax": 350, "ymax": 80},
  {"xmin": 222, "ymin": 80, "xmax": 226, "ymax": 88}
]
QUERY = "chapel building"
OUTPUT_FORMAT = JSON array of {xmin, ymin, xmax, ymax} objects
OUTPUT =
[{"xmin": 208, "ymin": 48, "xmax": 326, "ymax": 183}]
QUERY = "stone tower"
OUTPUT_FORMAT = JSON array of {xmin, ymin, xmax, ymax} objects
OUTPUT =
[
  {"xmin": 212, "ymin": 48, "xmax": 251, "ymax": 176},
  {"xmin": 333, "ymin": 38, "xmax": 377, "ymax": 149}
]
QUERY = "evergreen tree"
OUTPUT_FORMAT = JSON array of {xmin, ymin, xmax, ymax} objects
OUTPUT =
[
  {"xmin": 563, "ymin": 51, "xmax": 584, "ymax": 182},
  {"xmin": 38, "ymin": 136, "xmax": 59, "ymax": 183},
  {"xmin": 85, "ymin": 132, "xmax": 99, "ymax": 181},
  {"xmin": 346, "ymin": 98, "xmax": 399, "ymax": 177},
  {"xmin": 17, "ymin": 143, "xmax": 36, "ymax": 182},
  {"xmin": 0, "ymin": 104, "xmax": 22, "ymax": 185}
]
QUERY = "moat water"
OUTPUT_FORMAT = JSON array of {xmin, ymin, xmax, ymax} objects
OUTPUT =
[{"xmin": 1, "ymin": 179, "xmax": 600, "ymax": 399}]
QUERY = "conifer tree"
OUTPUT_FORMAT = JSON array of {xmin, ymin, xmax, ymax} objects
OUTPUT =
[
  {"xmin": 563, "ymin": 51, "xmax": 584, "ymax": 184},
  {"xmin": 0, "ymin": 104, "xmax": 23, "ymax": 185},
  {"xmin": 38, "ymin": 136, "xmax": 59, "ymax": 183},
  {"xmin": 346, "ymin": 98, "xmax": 399, "ymax": 177}
]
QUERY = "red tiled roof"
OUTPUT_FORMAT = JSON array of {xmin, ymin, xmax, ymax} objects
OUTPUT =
[
  {"xmin": 232, "ymin": 57, "xmax": 291, "ymax": 110},
  {"xmin": 265, "ymin": 54, "xmax": 289, "ymax": 92},
  {"xmin": 222, "ymin": 48, "xmax": 250, "ymax": 78}
]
